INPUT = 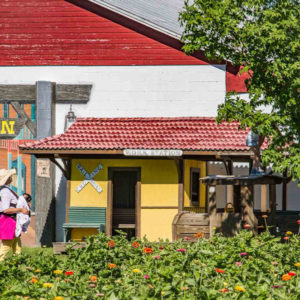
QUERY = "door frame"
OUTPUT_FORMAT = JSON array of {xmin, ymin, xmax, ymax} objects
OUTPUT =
[{"xmin": 107, "ymin": 167, "xmax": 141, "ymax": 237}]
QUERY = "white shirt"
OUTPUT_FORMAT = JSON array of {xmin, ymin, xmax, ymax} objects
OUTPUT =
[{"xmin": 0, "ymin": 186, "xmax": 18, "ymax": 212}]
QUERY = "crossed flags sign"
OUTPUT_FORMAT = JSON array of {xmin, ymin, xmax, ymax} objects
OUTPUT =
[{"xmin": 75, "ymin": 163, "xmax": 103, "ymax": 193}]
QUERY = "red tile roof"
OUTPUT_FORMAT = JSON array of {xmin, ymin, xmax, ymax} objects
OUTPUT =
[{"xmin": 19, "ymin": 117, "xmax": 250, "ymax": 152}]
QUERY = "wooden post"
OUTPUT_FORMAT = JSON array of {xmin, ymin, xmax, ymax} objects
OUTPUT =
[
  {"xmin": 269, "ymin": 184, "xmax": 277, "ymax": 230},
  {"xmin": 282, "ymin": 170, "xmax": 287, "ymax": 211},
  {"xmin": 208, "ymin": 185, "xmax": 216, "ymax": 236},
  {"xmin": 177, "ymin": 159, "xmax": 184, "ymax": 212},
  {"xmin": 261, "ymin": 185, "xmax": 268, "ymax": 212},
  {"xmin": 233, "ymin": 185, "xmax": 241, "ymax": 212},
  {"xmin": 241, "ymin": 186, "xmax": 257, "ymax": 229}
]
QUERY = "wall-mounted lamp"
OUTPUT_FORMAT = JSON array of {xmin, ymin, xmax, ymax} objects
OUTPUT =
[{"xmin": 64, "ymin": 105, "xmax": 76, "ymax": 132}]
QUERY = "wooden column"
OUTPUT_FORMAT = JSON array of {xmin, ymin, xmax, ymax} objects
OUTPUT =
[
  {"xmin": 282, "ymin": 170, "xmax": 287, "ymax": 211},
  {"xmin": 269, "ymin": 184, "xmax": 277, "ymax": 229},
  {"xmin": 35, "ymin": 81, "xmax": 55, "ymax": 246},
  {"xmin": 177, "ymin": 159, "xmax": 184, "ymax": 212},
  {"xmin": 208, "ymin": 185, "xmax": 216, "ymax": 236},
  {"xmin": 261, "ymin": 185, "xmax": 268, "ymax": 212},
  {"xmin": 241, "ymin": 186, "xmax": 257, "ymax": 228}
]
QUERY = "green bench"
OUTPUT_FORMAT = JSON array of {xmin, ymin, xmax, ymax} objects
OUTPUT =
[{"xmin": 63, "ymin": 207, "xmax": 106, "ymax": 242}]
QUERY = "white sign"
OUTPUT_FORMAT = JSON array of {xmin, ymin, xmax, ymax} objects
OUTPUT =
[
  {"xmin": 76, "ymin": 163, "xmax": 103, "ymax": 193},
  {"xmin": 123, "ymin": 149, "xmax": 183, "ymax": 157},
  {"xmin": 37, "ymin": 159, "xmax": 51, "ymax": 178}
]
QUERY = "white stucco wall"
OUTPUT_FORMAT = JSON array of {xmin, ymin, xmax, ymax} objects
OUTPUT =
[{"xmin": 0, "ymin": 65, "xmax": 226, "ymax": 135}]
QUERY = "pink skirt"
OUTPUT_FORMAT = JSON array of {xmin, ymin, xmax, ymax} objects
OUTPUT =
[{"xmin": 0, "ymin": 214, "xmax": 16, "ymax": 240}]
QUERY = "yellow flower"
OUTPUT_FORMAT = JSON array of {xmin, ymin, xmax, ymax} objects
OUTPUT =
[
  {"xmin": 223, "ymin": 282, "xmax": 228, "ymax": 287},
  {"xmin": 286, "ymin": 231, "xmax": 293, "ymax": 235},
  {"xmin": 53, "ymin": 297, "xmax": 64, "ymax": 300},
  {"xmin": 161, "ymin": 291, "xmax": 165, "ymax": 296},
  {"xmin": 294, "ymin": 262, "xmax": 300, "ymax": 267},
  {"xmin": 35, "ymin": 269, "xmax": 41, "ymax": 273},
  {"xmin": 43, "ymin": 283, "xmax": 54, "ymax": 288},
  {"xmin": 193, "ymin": 259, "xmax": 199, "ymax": 264},
  {"xmin": 53, "ymin": 270, "xmax": 63, "ymax": 275},
  {"xmin": 212, "ymin": 227, "xmax": 216, "ymax": 230},
  {"xmin": 235, "ymin": 286, "xmax": 246, "ymax": 292},
  {"xmin": 181, "ymin": 286, "xmax": 189, "ymax": 291},
  {"xmin": 133, "ymin": 268, "xmax": 141, "ymax": 273}
]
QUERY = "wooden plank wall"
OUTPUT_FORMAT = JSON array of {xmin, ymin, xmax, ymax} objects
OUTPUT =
[{"xmin": 0, "ymin": 0, "xmax": 205, "ymax": 66}]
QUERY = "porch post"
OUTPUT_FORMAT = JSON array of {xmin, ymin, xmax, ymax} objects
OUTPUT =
[
  {"xmin": 269, "ymin": 184, "xmax": 277, "ymax": 230},
  {"xmin": 208, "ymin": 185, "xmax": 216, "ymax": 236},
  {"xmin": 261, "ymin": 185, "xmax": 268, "ymax": 212},
  {"xmin": 177, "ymin": 159, "xmax": 184, "ymax": 212}
]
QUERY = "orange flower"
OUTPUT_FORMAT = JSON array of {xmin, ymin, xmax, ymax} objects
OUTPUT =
[
  {"xmin": 297, "ymin": 220, "xmax": 300, "ymax": 225},
  {"xmin": 30, "ymin": 277, "xmax": 38, "ymax": 284},
  {"xmin": 193, "ymin": 232, "xmax": 204, "ymax": 239},
  {"xmin": 262, "ymin": 215, "xmax": 268, "ymax": 219},
  {"xmin": 282, "ymin": 274, "xmax": 292, "ymax": 281},
  {"xmin": 132, "ymin": 241, "xmax": 140, "ymax": 248},
  {"xmin": 283, "ymin": 236, "xmax": 289, "ymax": 240},
  {"xmin": 108, "ymin": 263, "xmax": 116, "ymax": 269},
  {"xmin": 143, "ymin": 247, "xmax": 153, "ymax": 254},
  {"xmin": 243, "ymin": 224, "xmax": 251, "ymax": 229},
  {"xmin": 90, "ymin": 275, "xmax": 97, "ymax": 282},
  {"xmin": 216, "ymin": 268, "xmax": 225, "ymax": 274},
  {"xmin": 107, "ymin": 240, "xmax": 115, "ymax": 248}
]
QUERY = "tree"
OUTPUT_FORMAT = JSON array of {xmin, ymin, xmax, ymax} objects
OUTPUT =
[{"xmin": 180, "ymin": 0, "xmax": 300, "ymax": 180}]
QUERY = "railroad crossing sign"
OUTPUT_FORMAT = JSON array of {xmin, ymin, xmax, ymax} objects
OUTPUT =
[{"xmin": 75, "ymin": 163, "xmax": 103, "ymax": 193}]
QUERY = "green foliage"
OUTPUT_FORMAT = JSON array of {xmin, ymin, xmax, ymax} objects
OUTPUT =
[
  {"xmin": 0, "ymin": 231, "xmax": 299, "ymax": 299},
  {"xmin": 180, "ymin": 0, "xmax": 300, "ymax": 180}
]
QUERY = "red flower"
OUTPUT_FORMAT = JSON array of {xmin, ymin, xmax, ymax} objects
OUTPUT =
[
  {"xmin": 132, "ymin": 241, "xmax": 140, "ymax": 248},
  {"xmin": 283, "ymin": 236, "xmax": 289, "ymax": 240},
  {"xmin": 220, "ymin": 288, "xmax": 229, "ymax": 293},
  {"xmin": 288, "ymin": 271, "xmax": 296, "ymax": 277},
  {"xmin": 216, "ymin": 268, "xmax": 225, "ymax": 274},
  {"xmin": 65, "ymin": 271, "xmax": 74, "ymax": 276},
  {"xmin": 297, "ymin": 220, "xmax": 300, "ymax": 225},
  {"xmin": 143, "ymin": 247, "xmax": 153, "ymax": 254},
  {"xmin": 159, "ymin": 246, "xmax": 164, "ymax": 250},
  {"xmin": 243, "ymin": 224, "xmax": 251, "ymax": 229},
  {"xmin": 107, "ymin": 240, "xmax": 115, "ymax": 248}
]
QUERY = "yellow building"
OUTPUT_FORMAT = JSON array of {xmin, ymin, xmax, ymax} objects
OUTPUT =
[{"xmin": 20, "ymin": 117, "xmax": 252, "ymax": 242}]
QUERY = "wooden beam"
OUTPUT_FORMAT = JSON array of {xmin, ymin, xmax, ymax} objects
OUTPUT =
[
  {"xmin": 269, "ymin": 184, "xmax": 277, "ymax": 230},
  {"xmin": 55, "ymin": 84, "xmax": 92, "ymax": 103},
  {"xmin": 11, "ymin": 101, "xmax": 37, "ymax": 137},
  {"xmin": 0, "ymin": 84, "xmax": 92, "ymax": 103},
  {"xmin": 0, "ymin": 85, "xmax": 35, "ymax": 102},
  {"xmin": 49, "ymin": 158, "xmax": 67, "ymax": 178}
]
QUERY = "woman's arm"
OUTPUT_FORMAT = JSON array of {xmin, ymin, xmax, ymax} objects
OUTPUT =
[{"xmin": 3, "ymin": 207, "xmax": 29, "ymax": 215}]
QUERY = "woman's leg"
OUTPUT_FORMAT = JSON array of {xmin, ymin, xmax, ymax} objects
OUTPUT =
[
  {"xmin": 12, "ymin": 237, "xmax": 22, "ymax": 255},
  {"xmin": 0, "ymin": 239, "xmax": 13, "ymax": 261}
]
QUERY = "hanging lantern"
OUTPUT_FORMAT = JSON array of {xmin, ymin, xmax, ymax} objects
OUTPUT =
[
  {"xmin": 246, "ymin": 131, "xmax": 259, "ymax": 147},
  {"xmin": 64, "ymin": 105, "xmax": 77, "ymax": 132}
]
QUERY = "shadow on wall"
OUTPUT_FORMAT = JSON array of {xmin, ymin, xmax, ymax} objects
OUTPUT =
[{"xmin": 55, "ymin": 175, "xmax": 67, "ymax": 242}]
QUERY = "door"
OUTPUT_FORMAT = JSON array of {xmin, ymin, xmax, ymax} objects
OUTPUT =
[{"xmin": 112, "ymin": 170, "xmax": 137, "ymax": 238}]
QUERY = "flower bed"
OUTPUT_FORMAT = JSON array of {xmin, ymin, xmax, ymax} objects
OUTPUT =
[{"xmin": 0, "ymin": 230, "xmax": 299, "ymax": 299}]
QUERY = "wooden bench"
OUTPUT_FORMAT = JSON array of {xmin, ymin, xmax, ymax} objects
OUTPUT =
[{"xmin": 63, "ymin": 207, "xmax": 106, "ymax": 242}]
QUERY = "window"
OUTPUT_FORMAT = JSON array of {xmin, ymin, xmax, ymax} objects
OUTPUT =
[{"xmin": 190, "ymin": 168, "xmax": 200, "ymax": 206}]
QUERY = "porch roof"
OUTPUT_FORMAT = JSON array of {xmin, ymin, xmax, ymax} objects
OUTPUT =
[{"xmin": 19, "ymin": 117, "xmax": 252, "ymax": 155}]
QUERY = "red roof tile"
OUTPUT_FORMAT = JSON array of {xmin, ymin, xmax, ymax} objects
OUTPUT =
[{"xmin": 19, "ymin": 117, "xmax": 250, "ymax": 152}]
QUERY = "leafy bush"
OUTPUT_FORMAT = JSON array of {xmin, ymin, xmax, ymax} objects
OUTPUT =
[{"xmin": 0, "ymin": 230, "xmax": 299, "ymax": 299}]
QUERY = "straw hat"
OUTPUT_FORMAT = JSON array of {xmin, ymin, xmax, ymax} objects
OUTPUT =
[{"xmin": 0, "ymin": 169, "xmax": 16, "ymax": 186}]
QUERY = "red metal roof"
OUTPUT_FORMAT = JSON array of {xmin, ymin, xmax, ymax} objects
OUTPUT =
[{"xmin": 19, "ymin": 117, "xmax": 250, "ymax": 152}]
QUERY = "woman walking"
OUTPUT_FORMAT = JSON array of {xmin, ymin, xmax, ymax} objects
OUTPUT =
[{"xmin": 0, "ymin": 169, "xmax": 29, "ymax": 261}]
